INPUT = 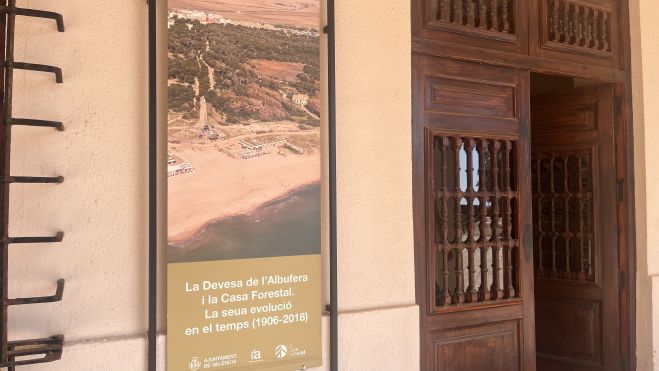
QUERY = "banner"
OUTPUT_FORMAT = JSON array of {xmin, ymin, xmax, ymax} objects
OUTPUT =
[{"xmin": 166, "ymin": 1, "xmax": 322, "ymax": 370}]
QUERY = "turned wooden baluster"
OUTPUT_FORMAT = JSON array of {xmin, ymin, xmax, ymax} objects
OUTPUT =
[
  {"xmin": 438, "ymin": 138, "xmax": 452, "ymax": 306},
  {"xmin": 556, "ymin": 1, "xmax": 564, "ymax": 42},
  {"xmin": 576, "ymin": 5, "xmax": 585, "ymax": 47},
  {"xmin": 490, "ymin": 0, "xmax": 499, "ymax": 31},
  {"xmin": 490, "ymin": 141, "xmax": 504, "ymax": 299},
  {"xmin": 584, "ymin": 8, "xmax": 594, "ymax": 49},
  {"xmin": 439, "ymin": 137, "xmax": 451, "ymax": 245},
  {"xmin": 467, "ymin": 0, "xmax": 477, "ymax": 27},
  {"xmin": 454, "ymin": 0, "xmax": 464, "ymax": 25},
  {"xmin": 577, "ymin": 153, "xmax": 587, "ymax": 281},
  {"xmin": 535, "ymin": 157, "xmax": 544, "ymax": 277},
  {"xmin": 561, "ymin": 1, "xmax": 570, "ymax": 44},
  {"xmin": 438, "ymin": 0, "xmax": 450, "ymax": 22},
  {"xmin": 465, "ymin": 139, "xmax": 479, "ymax": 303},
  {"xmin": 563, "ymin": 156, "xmax": 572, "ymax": 278},
  {"xmin": 549, "ymin": 154, "xmax": 558, "ymax": 277},
  {"xmin": 601, "ymin": 11, "xmax": 609, "ymax": 51},
  {"xmin": 595, "ymin": 10, "xmax": 603, "ymax": 50},
  {"xmin": 591, "ymin": 10, "xmax": 600, "ymax": 50},
  {"xmin": 452, "ymin": 138, "xmax": 465, "ymax": 303},
  {"xmin": 477, "ymin": 139, "xmax": 490, "ymax": 301},
  {"xmin": 568, "ymin": 3, "xmax": 577, "ymax": 45},
  {"xmin": 441, "ymin": 246, "xmax": 451, "ymax": 306},
  {"xmin": 549, "ymin": 0, "xmax": 559, "ymax": 41},
  {"xmin": 502, "ymin": 0, "xmax": 510, "ymax": 33},
  {"xmin": 478, "ymin": 0, "xmax": 488, "ymax": 29},
  {"xmin": 571, "ymin": 5, "xmax": 581, "ymax": 45},
  {"xmin": 503, "ymin": 141, "xmax": 515, "ymax": 298},
  {"xmin": 477, "ymin": 0, "xmax": 487, "ymax": 30}
]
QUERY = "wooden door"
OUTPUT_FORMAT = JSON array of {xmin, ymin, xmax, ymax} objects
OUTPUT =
[
  {"xmin": 531, "ymin": 85, "xmax": 622, "ymax": 370},
  {"xmin": 413, "ymin": 55, "xmax": 536, "ymax": 371}
]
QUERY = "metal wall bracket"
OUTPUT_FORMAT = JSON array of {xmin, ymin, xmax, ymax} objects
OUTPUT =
[{"xmin": 0, "ymin": 0, "xmax": 65, "ymax": 368}]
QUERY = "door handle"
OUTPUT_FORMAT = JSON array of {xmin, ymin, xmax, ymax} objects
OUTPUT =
[{"xmin": 523, "ymin": 224, "xmax": 533, "ymax": 261}]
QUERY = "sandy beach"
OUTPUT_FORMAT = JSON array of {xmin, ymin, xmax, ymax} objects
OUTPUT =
[{"xmin": 168, "ymin": 148, "xmax": 320, "ymax": 243}]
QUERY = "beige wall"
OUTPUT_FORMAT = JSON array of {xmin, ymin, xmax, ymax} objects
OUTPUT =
[
  {"xmin": 333, "ymin": 0, "xmax": 418, "ymax": 369},
  {"xmin": 11, "ymin": 0, "xmax": 417, "ymax": 370},
  {"xmin": 632, "ymin": 0, "xmax": 659, "ymax": 369}
]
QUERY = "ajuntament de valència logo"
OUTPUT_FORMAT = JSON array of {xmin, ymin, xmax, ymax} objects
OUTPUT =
[{"xmin": 188, "ymin": 357, "xmax": 201, "ymax": 371}]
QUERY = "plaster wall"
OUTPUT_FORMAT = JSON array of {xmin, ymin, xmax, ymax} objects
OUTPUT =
[
  {"xmin": 9, "ymin": 0, "xmax": 417, "ymax": 370},
  {"xmin": 632, "ymin": 0, "xmax": 659, "ymax": 369}
]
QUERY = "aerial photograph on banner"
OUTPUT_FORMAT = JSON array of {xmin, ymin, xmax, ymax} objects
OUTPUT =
[{"xmin": 166, "ymin": 0, "xmax": 321, "ymax": 263}]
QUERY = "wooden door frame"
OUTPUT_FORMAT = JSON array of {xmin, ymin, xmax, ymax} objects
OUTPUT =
[{"xmin": 613, "ymin": 80, "xmax": 636, "ymax": 371}]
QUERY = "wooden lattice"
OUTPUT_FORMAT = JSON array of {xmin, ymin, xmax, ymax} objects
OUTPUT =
[
  {"xmin": 532, "ymin": 150, "xmax": 594, "ymax": 281},
  {"xmin": 430, "ymin": 135, "xmax": 519, "ymax": 308},
  {"xmin": 547, "ymin": 0, "xmax": 611, "ymax": 53},
  {"xmin": 437, "ymin": 0, "xmax": 514, "ymax": 34}
]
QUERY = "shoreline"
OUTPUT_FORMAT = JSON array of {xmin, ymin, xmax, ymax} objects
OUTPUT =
[
  {"xmin": 169, "ymin": 181, "xmax": 320, "ymax": 246},
  {"xmin": 167, "ymin": 148, "xmax": 320, "ymax": 244}
]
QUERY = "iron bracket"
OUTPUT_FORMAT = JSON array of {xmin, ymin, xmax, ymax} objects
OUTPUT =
[
  {"xmin": 0, "ymin": 6, "xmax": 64, "ymax": 32},
  {"xmin": 0, "ymin": 1, "xmax": 65, "ymax": 368}
]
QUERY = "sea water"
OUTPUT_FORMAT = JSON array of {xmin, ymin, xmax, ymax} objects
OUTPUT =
[{"xmin": 167, "ymin": 183, "xmax": 321, "ymax": 263}]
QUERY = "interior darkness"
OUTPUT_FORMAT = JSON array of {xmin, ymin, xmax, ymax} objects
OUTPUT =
[
  {"xmin": 530, "ymin": 72, "xmax": 607, "ymax": 365},
  {"xmin": 531, "ymin": 72, "xmax": 602, "ymax": 96}
]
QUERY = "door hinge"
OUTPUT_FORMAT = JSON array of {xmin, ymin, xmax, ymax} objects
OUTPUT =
[
  {"xmin": 619, "ymin": 271, "xmax": 626, "ymax": 290},
  {"xmin": 617, "ymin": 180, "xmax": 624, "ymax": 203}
]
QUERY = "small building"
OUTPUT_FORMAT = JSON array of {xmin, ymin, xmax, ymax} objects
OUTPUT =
[
  {"xmin": 292, "ymin": 94, "xmax": 308, "ymax": 106},
  {"xmin": 167, "ymin": 154, "xmax": 195, "ymax": 177}
]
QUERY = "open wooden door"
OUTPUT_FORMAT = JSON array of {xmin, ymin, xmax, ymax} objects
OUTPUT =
[
  {"xmin": 413, "ymin": 55, "xmax": 536, "ymax": 371},
  {"xmin": 531, "ymin": 85, "xmax": 623, "ymax": 371}
]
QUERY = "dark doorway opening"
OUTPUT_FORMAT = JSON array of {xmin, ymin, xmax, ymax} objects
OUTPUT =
[{"xmin": 530, "ymin": 73, "xmax": 624, "ymax": 371}]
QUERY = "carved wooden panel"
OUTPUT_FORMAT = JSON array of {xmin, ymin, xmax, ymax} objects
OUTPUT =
[
  {"xmin": 531, "ymin": 91, "xmax": 598, "ymax": 133},
  {"xmin": 530, "ymin": 0, "xmax": 622, "ymax": 69},
  {"xmin": 536, "ymin": 299, "xmax": 603, "ymax": 365},
  {"xmin": 432, "ymin": 321, "xmax": 521, "ymax": 371},
  {"xmin": 426, "ymin": 77, "xmax": 516, "ymax": 118},
  {"xmin": 415, "ymin": 0, "xmax": 528, "ymax": 54}
]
